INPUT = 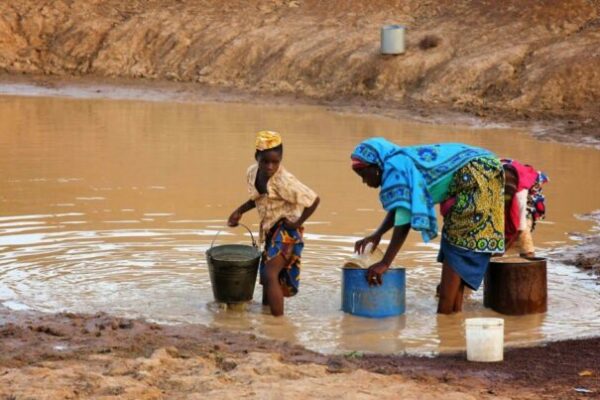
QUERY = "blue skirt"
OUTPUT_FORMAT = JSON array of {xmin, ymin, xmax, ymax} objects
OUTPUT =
[{"xmin": 437, "ymin": 236, "xmax": 491, "ymax": 290}]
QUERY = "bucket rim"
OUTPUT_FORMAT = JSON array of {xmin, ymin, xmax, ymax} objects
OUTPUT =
[
  {"xmin": 208, "ymin": 243, "xmax": 259, "ymax": 249},
  {"xmin": 490, "ymin": 256, "xmax": 547, "ymax": 264},
  {"xmin": 342, "ymin": 266, "xmax": 406, "ymax": 271},
  {"xmin": 206, "ymin": 244, "xmax": 260, "ymax": 252},
  {"xmin": 465, "ymin": 317, "xmax": 504, "ymax": 327},
  {"xmin": 206, "ymin": 244, "xmax": 261, "ymax": 260},
  {"xmin": 523, "ymin": 256, "xmax": 547, "ymax": 262},
  {"xmin": 382, "ymin": 24, "xmax": 406, "ymax": 30}
]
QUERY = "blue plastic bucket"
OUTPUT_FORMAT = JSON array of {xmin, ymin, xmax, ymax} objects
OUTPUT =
[{"xmin": 342, "ymin": 267, "xmax": 406, "ymax": 318}]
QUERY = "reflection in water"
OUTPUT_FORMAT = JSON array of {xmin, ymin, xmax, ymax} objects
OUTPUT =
[
  {"xmin": 337, "ymin": 314, "xmax": 407, "ymax": 354},
  {"xmin": 435, "ymin": 314, "xmax": 467, "ymax": 352},
  {"xmin": 0, "ymin": 94, "xmax": 599, "ymax": 354}
]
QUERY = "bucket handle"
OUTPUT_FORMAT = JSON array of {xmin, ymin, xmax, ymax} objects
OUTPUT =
[{"xmin": 210, "ymin": 223, "xmax": 257, "ymax": 249}]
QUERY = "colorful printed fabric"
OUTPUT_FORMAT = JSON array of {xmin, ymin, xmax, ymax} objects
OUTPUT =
[
  {"xmin": 247, "ymin": 164, "xmax": 317, "ymax": 244},
  {"xmin": 527, "ymin": 171, "xmax": 549, "ymax": 227},
  {"xmin": 502, "ymin": 159, "xmax": 549, "ymax": 243},
  {"xmin": 259, "ymin": 221, "xmax": 303, "ymax": 297},
  {"xmin": 502, "ymin": 159, "xmax": 539, "ymax": 191},
  {"xmin": 350, "ymin": 138, "xmax": 493, "ymax": 242},
  {"xmin": 442, "ymin": 156, "xmax": 505, "ymax": 253},
  {"xmin": 255, "ymin": 130, "xmax": 282, "ymax": 151}
]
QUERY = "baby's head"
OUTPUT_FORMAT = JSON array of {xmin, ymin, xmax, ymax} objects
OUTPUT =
[{"xmin": 255, "ymin": 131, "xmax": 283, "ymax": 177}]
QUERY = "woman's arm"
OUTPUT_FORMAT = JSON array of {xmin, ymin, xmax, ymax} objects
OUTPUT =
[
  {"xmin": 354, "ymin": 210, "xmax": 395, "ymax": 254},
  {"xmin": 367, "ymin": 223, "xmax": 411, "ymax": 285},
  {"xmin": 227, "ymin": 200, "xmax": 256, "ymax": 227},
  {"xmin": 374, "ymin": 210, "xmax": 395, "ymax": 237},
  {"xmin": 283, "ymin": 197, "xmax": 320, "ymax": 229}
]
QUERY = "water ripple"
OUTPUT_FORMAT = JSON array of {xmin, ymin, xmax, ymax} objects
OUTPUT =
[{"xmin": 1, "ymin": 213, "xmax": 597, "ymax": 355}]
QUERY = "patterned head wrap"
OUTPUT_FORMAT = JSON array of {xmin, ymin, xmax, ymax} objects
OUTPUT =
[{"xmin": 255, "ymin": 130, "xmax": 282, "ymax": 151}]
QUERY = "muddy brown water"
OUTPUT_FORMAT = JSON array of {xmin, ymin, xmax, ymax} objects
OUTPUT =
[{"xmin": 0, "ymin": 89, "xmax": 599, "ymax": 355}]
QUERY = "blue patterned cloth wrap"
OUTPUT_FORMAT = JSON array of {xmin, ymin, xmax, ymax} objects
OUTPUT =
[
  {"xmin": 260, "ymin": 222, "xmax": 304, "ymax": 297},
  {"xmin": 351, "ymin": 137, "xmax": 493, "ymax": 242}
]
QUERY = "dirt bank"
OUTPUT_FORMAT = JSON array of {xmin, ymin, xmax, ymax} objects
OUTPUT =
[
  {"xmin": 1, "ymin": 0, "xmax": 599, "ymax": 138},
  {"xmin": 552, "ymin": 211, "xmax": 600, "ymax": 282},
  {"xmin": 0, "ymin": 307, "xmax": 598, "ymax": 399}
]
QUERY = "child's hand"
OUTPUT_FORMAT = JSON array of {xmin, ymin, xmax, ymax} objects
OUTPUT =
[
  {"xmin": 282, "ymin": 218, "xmax": 301, "ymax": 230},
  {"xmin": 354, "ymin": 234, "xmax": 381, "ymax": 254},
  {"xmin": 366, "ymin": 261, "xmax": 389, "ymax": 286},
  {"xmin": 228, "ymin": 210, "xmax": 242, "ymax": 227}
]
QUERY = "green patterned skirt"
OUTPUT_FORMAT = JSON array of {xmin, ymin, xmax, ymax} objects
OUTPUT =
[{"xmin": 442, "ymin": 156, "xmax": 505, "ymax": 253}]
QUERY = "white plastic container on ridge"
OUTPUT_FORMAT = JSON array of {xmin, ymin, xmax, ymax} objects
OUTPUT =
[
  {"xmin": 380, "ymin": 25, "xmax": 406, "ymax": 55},
  {"xmin": 465, "ymin": 318, "xmax": 504, "ymax": 362}
]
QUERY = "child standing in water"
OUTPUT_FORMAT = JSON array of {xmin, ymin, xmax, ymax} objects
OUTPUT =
[
  {"xmin": 228, "ymin": 131, "xmax": 320, "ymax": 316},
  {"xmin": 502, "ymin": 159, "xmax": 549, "ymax": 257}
]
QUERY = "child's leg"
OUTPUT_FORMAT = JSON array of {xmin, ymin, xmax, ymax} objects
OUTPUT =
[
  {"xmin": 437, "ymin": 261, "xmax": 464, "ymax": 314},
  {"xmin": 263, "ymin": 254, "xmax": 288, "ymax": 316}
]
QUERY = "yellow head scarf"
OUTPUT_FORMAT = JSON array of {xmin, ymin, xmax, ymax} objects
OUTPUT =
[{"xmin": 255, "ymin": 130, "xmax": 282, "ymax": 151}]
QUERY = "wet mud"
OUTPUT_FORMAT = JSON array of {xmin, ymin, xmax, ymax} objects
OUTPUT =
[
  {"xmin": 0, "ymin": 306, "xmax": 598, "ymax": 399},
  {"xmin": 552, "ymin": 211, "xmax": 600, "ymax": 283}
]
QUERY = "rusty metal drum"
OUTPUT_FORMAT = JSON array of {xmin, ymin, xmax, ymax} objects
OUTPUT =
[{"xmin": 484, "ymin": 257, "xmax": 547, "ymax": 315}]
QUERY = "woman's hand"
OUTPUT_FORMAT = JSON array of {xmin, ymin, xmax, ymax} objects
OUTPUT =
[
  {"xmin": 282, "ymin": 218, "xmax": 301, "ymax": 230},
  {"xmin": 227, "ymin": 209, "xmax": 242, "ymax": 227},
  {"xmin": 354, "ymin": 234, "xmax": 381, "ymax": 254},
  {"xmin": 366, "ymin": 261, "xmax": 390, "ymax": 286}
]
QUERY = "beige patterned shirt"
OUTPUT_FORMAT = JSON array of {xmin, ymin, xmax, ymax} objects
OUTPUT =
[{"xmin": 247, "ymin": 164, "xmax": 317, "ymax": 243}]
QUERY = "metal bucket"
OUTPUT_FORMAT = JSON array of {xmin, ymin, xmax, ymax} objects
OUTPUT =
[
  {"xmin": 380, "ymin": 24, "xmax": 406, "ymax": 55},
  {"xmin": 342, "ymin": 266, "xmax": 406, "ymax": 318},
  {"xmin": 206, "ymin": 224, "xmax": 261, "ymax": 304}
]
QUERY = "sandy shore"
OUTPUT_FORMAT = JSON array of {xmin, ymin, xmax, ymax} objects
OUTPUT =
[{"xmin": 0, "ymin": 306, "xmax": 598, "ymax": 399}]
